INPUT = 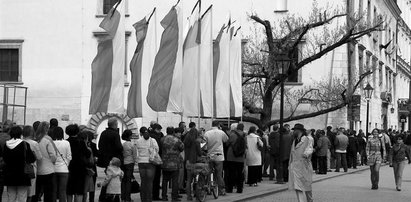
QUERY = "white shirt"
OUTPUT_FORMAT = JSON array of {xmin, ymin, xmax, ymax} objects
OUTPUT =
[
  {"xmin": 205, "ymin": 127, "xmax": 229, "ymax": 161},
  {"xmin": 53, "ymin": 140, "xmax": 72, "ymax": 173}
]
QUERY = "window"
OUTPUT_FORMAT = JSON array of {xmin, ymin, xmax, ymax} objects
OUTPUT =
[
  {"xmin": 0, "ymin": 40, "xmax": 23, "ymax": 83},
  {"xmin": 274, "ymin": 0, "xmax": 288, "ymax": 12},
  {"xmin": 97, "ymin": 0, "xmax": 129, "ymax": 17},
  {"xmin": 287, "ymin": 45, "xmax": 300, "ymax": 83},
  {"xmin": 367, "ymin": 0, "xmax": 371, "ymax": 25},
  {"xmin": 103, "ymin": 0, "xmax": 117, "ymax": 14}
]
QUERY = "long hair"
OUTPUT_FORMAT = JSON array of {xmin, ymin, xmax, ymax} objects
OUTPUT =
[
  {"xmin": 184, "ymin": 128, "xmax": 198, "ymax": 147},
  {"xmin": 35, "ymin": 121, "xmax": 49, "ymax": 142}
]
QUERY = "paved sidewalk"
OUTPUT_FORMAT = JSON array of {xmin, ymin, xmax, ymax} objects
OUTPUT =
[{"xmin": 93, "ymin": 165, "xmax": 370, "ymax": 202}]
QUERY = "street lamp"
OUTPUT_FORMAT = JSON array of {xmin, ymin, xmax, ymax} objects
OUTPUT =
[
  {"xmin": 274, "ymin": 53, "xmax": 291, "ymax": 184},
  {"xmin": 364, "ymin": 83, "xmax": 374, "ymax": 138}
]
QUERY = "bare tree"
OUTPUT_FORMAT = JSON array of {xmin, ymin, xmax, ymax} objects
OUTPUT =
[{"xmin": 240, "ymin": 2, "xmax": 382, "ymax": 128}]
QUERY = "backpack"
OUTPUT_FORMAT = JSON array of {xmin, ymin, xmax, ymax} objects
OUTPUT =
[{"xmin": 232, "ymin": 131, "xmax": 246, "ymax": 157}]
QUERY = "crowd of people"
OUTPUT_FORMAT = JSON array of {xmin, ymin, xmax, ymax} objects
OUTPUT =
[{"xmin": 0, "ymin": 118, "xmax": 410, "ymax": 202}]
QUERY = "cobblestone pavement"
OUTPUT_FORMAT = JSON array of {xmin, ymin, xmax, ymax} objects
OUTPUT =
[{"xmin": 250, "ymin": 164, "xmax": 411, "ymax": 202}]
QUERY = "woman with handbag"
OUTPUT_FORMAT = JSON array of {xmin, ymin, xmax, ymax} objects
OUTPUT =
[
  {"xmin": 136, "ymin": 127, "xmax": 159, "ymax": 202},
  {"xmin": 23, "ymin": 125, "xmax": 43, "ymax": 202},
  {"xmin": 53, "ymin": 127, "xmax": 72, "ymax": 202},
  {"xmin": 121, "ymin": 130, "xmax": 137, "ymax": 202},
  {"xmin": 246, "ymin": 126, "xmax": 263, "ymax": 187},
  {"xmin": 3, "ymin": 126, "xmax": 36, "ymax": 202}
]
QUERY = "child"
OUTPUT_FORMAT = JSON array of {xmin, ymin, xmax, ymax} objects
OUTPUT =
[{"xmin": 101, "ymin": 157, "xmax": 124, "ymax": 202}]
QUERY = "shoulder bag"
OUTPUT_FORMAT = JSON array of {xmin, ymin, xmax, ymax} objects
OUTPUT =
[
  {"xmin": 149, "ymin": 138, "xmax": 163, "ymax": 165},
  {"xmin": 23, "ymin": 142, "xmax": 35, "ymax": 179}
]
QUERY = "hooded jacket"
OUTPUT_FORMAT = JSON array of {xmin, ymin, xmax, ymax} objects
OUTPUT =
[
  {"xmin": 3, "ymin": 138, "xmax": 36, "ymax": 186},
  {"xmin": 102, "ymin": 165, "xmax": 124, "ymax": 194}
]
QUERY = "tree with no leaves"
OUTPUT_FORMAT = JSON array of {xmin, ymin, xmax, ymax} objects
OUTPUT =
[{"xmin": 240, "ymin": 2, "xmax": 384, "ymax": 129}]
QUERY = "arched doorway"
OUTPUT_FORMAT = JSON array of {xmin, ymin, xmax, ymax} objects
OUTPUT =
[{"xmin": 87, "ymin": 112, "xmax": 139, "ymax": 149}]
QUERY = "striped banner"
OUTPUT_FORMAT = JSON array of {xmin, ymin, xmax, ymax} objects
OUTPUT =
[
  {"xmin": 89, "ymin": 1, "xmax": 125, "ymax": 114},
  {"xmin": 147, "ymin": 6, "xmax": 183, "ymax": 112},
  {"xmin": 127, "ymin": 9, "xmax": 158, "ymax": 119}
]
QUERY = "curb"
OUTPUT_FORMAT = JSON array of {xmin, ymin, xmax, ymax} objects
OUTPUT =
[{"xmin": 234, "ymin": 165, "xmax": 379, "ymax": 202}]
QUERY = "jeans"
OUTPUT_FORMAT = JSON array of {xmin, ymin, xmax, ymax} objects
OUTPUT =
[
  {"xmin": 393, "ymin": 160, "xmax": 406, "ymax": 189},
  {"xmin": 185, "ymin": 164, "xmax": 195, "ymax": 198},
  {"xmin": 54, "ymin": 173, "xmax": 68, "ymax": 202},
  {"xmin": 7, "ymin": 186, "xmax": 28, "ymax": 202},
  {"xmin": 209, "ymin": 161, "xmax": 225, "ymax": 191},
  {"xmin": 370, "ymin": 163, "xmax": 381, "ymax": 188},
  {"xmin": 138, "ymin": 163, "xmax": 155, "ymax": 202},
  {"xmin": 335, "ymin": 152, "xmax": 347, "ymax": 172},
  {"xmin": 263, "ymin": 152, "xmax": 270, "ymax": 175},
  {"xmin": 226, "ymin": 161, "xmax": 244, "ymax": 192},
  {"xmin": 34, "ymin": 173, "xmax": 55, "ymax": 202},
  {"xmin": 152, "ymin": 165, "xmax": 162, "ymax": 199},
  {"xmin": 318, "ymin": 156, "xmax": 327, "ymax": 174},
  {"xmin": 326, "ymin": 150, "xmax": 331, "ymax": 170},
  {"xmin": 121, "ymin": 163, "xmax": 134, "ymax": 201},
  {"xmin": 161, "ymin": 170, "xmax": 179, "ymax": 200}
]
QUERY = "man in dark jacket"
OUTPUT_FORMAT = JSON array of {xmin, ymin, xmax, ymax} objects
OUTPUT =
[
  {"xmin": 150, "ymin": 123, "xmax": 164, "ymax": 201},
  {"xmin": 347, "ymin": 130, "xmax": 359, "ymax": 169},
  {"xmin": 280, "ymin": 124, "xmax": 293, "ymax": 182},
  {"xmin": 97, "ymin": 118, "xmax": 123, "ymax": 168},
  {"xmin": 0, "ymin": 120, "xmax": 13, "ymax": 202},
  {"xmin": 226, "ymin": 123, "xmax": 246, "ymax": 193},
  {"xmin": 268, "ymin": 123, "xmax": 280, "ymax": 181},
  {"xmin": 316, "ymin": 130, "xmax": 331, "ymax": 174},
  {"xmin": 97, "ymin": 118, "xmax": 122, "ymax": 202},
  {"xmin": 326, "ymin": 126, "xmax": 336, "ymax": 170}
]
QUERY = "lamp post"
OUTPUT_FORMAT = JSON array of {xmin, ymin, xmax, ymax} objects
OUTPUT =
[
  {"xmin": 275, "ymin": 53, "xmax": 291, "ymax": 184},
  {"xmin": 364, "ymin": 83, "xmax": 374, "ymax": 139}
]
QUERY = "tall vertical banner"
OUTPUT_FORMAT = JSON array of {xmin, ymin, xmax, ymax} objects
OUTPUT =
[
  {"xmin": 214, "ymin": 26, "xmax": 231, "ymax": 118},
  {"xmin": 147, "ymin": 6, "xmax": 183, "ymax": 112},
  {"xmin": 229, "ymin": 29, "xmax": 243, "ymax": 117},
  {"xmin": 213, "ymin": 25, "xmax": 225, "ymax": 117},
  {"xmin": 199, "ymin": 6, "xmax": 213, "ymax": 117},
  {"xmin": 89, "ymin": 1, "xmax": 125, "ymax": 114},
  {"xmin": 127, "ymin": 9, "xmax": 158, "ymax": 118},
  {"xmin": 182, "ymin": 5, "xmax": 200, "ymax": 117}
]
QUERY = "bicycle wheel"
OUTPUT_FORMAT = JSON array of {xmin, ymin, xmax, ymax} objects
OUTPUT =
[
  {"xmin": 212, "ymin": 185, "xmax": 219, "ymax": 199},
  {"xmin": 196, "ymin": 186, "xmax": 207, "ymax": 202}
]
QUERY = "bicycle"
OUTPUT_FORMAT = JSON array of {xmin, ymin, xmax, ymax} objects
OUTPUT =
[{"xmin": 193, "ymin": 153, "xmax": 221, "ymax": 202}]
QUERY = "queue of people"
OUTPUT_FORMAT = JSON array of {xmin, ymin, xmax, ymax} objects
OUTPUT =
[{"xmin": 1, "ymin": 118, "xmax": 410, "ymax": 202}]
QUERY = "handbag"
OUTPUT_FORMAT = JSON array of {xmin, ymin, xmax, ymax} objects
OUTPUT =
[
  {"xmin": 23, "ymin": 143, "xmax": 35, "ymax": 179},
  {"xmin": 149, "ymin": 139, "xmax": 163, "ymax": 165},
  {"xmin": 131, "ymin": 175, "xmax": 140, "ymax": 193}
]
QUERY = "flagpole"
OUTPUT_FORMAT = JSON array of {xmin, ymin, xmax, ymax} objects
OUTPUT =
[{"xmin": 197, "ymin": 0, "xmax": 202, "ymax": 129}]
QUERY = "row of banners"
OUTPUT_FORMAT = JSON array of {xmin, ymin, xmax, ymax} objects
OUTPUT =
[{"xmin": 89, "ymin": 0, "xmax": 243, "ymax": 119}]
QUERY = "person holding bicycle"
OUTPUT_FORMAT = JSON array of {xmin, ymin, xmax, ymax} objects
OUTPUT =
[{"xmin": 204, "ymin": 121, "xmax": 229, "ymax": 196}]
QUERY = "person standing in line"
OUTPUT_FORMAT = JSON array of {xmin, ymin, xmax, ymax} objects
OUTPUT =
[
  {"xmin": 160, "ymin": 127, "xmax": 184, "ymax": 202},
  {"xmin": 52, "ymin": 127, "xmax": 72, "ymax": 202},
  {"xmin": 84, "ymin": 129, "xmax": 99, "ymax": 202},
  {"xmin": 121, "ymin": 130, "xmax": 137, "ymax": 202},
  {"xmin": 334, "ymin": 128, "xmax": 348, "ymax": 172},
  {"xmin": 149, "ymin": 123, "xmax": 164, "ymax": 201},
  {"xmin": 288, "ymin": 124, "xmax": 313, "ymax": 202},
  {"xmin": 226, "ymin": 123, "xmax": 247, "ymax": 193},
  {"xmin": 268, "ymin": 124, "xmax": 280, "ymax": 181},
  {"xmin": 0, "ymin": 120, "xmax": 13, "ymax": 202},
  {"xmin": 204, "ymin": 121, "xmax": 229, "ymax": 195},
  {"xmin": 347, "ymin": 130, "xmax": 359, "ymax": 169},
  {"xmin": 97, "ymin": 118, "xmax": 123, "ymax": 202},
  {"xmin": 3, "ymin": 126, "xmax": 36, "ymax": 202},
  {"xmin": 136, "ymin": 127, "xmax": 158, "ymax": 202},
  {"xmin": 100, "ymin": 157, "xmax": 123, "ymax": 202},
  {"xmin": 34, "ymin": 122, "xmax": 57, "ymax": 202},
  {"xmin": 357, "ymin": 130, "xmax": 367, "ymax": 166},
  {"xmin": 183, "ymin": 126, "xmax": 201, "ymax": 201},
  {"xmin": 326, "ymin": 126, "xmax": 335, "ymax": 171},
  {"xmin": 262, "ymin": 127, "xmax": 270, "ymax": 177},
  {"xmin": 316, "ymin": 130, "xmax": 330, "ymax": 175},
  {"xmin": 388, "ymin": 135, "xmax": 411, "ymax": 191},
  {"xmin": 23, "ymin": 126, "xmax": 42, "ymax": 202},
  {"xmin": 366, "ymin": 128, "xmax": 386, "ymax": 190},
  {"xmin": 281, "ymin": 124, "xmax": 293, "ymax": 182},
  {"xmin": 246, "ymin": 126, "xmax": 263, "ymax": 187}
]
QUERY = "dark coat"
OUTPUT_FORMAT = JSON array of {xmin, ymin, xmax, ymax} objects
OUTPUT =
[
  {"xmin": 268, "ymin": 131, "xmax": 280, "ymax": 156},
  {"xmin": 347, "ymin": 136, "xmax": 359, "ymax": 154},
  {"xmin": 281, "ymin": 132, "xmax": 293, "ymax": 161},
  {"xmin": 97, "ymin": 128, "xmax": 123, "ymax": 168},
  {"xmin": 150, "ymin": 131, "xmax": 164, "ymax": 155},
  {"xmin": 67, "ymin": 136, "xmax": 91, "ymax": 195},
  {"xmin": 3, "ymin": 140, "xmax": 35, "ymax": 186}
]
